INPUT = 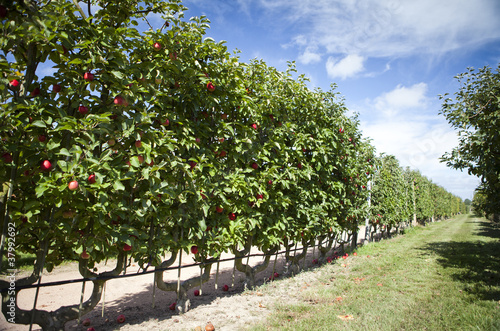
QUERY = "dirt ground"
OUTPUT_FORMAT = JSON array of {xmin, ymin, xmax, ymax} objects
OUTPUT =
[{"xmin": 0, "ymin": 229, "xmax": 370, "ymax": 331}]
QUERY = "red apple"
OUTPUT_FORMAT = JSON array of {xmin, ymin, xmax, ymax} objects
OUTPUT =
[
  {"xmin": 9, "ymin": 79, "xmax": 19, "ymax": 88},
  {"xmin": 169, "ymin": 52, "xmax": 177, "ymax": 60},
  {"xmin": 134, "ymin": 140, "xmax": 142, "ymax": 148},
  {"xmin": 153, "ymin": 42, "xmax": 162, "ymax": 51},
  {"xmin": 339, "ymin": 128, "xmax": 344, "ymax": 133},
  {"xmin": 218, "ymin": 151, "xmax": 226, "ymax": 157},
  {"xmin": 268, "ymin": 180, "xmax": 273, "ymax": 185},
  {"xmin": 63, "ymin": 210, "xmax": 75, "ymax": 219},
  {"xmin": 40, "ymin": 160, "xmax": 52, "ymax": 171},
  {"xmin": 2, "ymin": 152, "xmax": 13, "ymax": 163},
  {"xmin": 251, "ymin": 162, "xmax": 258, "ymax": 170},
  {"xmin": 116, "ymin": 314, "xmax": 126, "ymax": 323},
  {"xmin": 114, "ymin": 95, "xmax": 126, "ymax": 105},
  {"xmin": 222, "ymin": 284, "xmax": 229, "ymax": 291},
  {"xmin": 87, "ymin": 328, "xmax": 95, "ymax": 331},
  {"xmin": 83, "ymin": 72, "xmax": 94, "ymax": 81},
  {"xmin": 206, "ymin": 82, "xmax": 215, "ymax": 92},
  {"xmin": 82, "ymin": 318, "xmax": 91, "ymax": 326},
  {"xmin": 189, "ymin": 161, "xmax": 197, "ymax": 170},
  {"xmin": 31, "ymin": 87, "xmax": 40, "ymax": 97},
  {"xmin": 194, "ymin": 289, "xmax": 200, "ymax": 296},
  {"xmin": 221, "ymin": 113, "xmax": 228, "ymax": 120},
  {"xmin": 0, "ymin": 5, "xmax": 7, "ymax": 18},
  {"xmin": 78, "ymin": 105, "xmax": 88, "ymax": 115},
  {"xmin": 108, "ymin": 139, "xmax": 116, "ymax": 146},
  {"xmin": 88, "ymin": 174, "xmax": 96, "ymax": 184},
  {"xmin": 123, "ymin": 244, "xmax": 132, "ymax": 252},
  {"xmin": 228, "ymin": 213, "xmax": 236, "ymax": 221},
  {"xmin": 38, "ymin": 135, "xmax": 46, "ymax": 143},
  {"xmin": 250, "ymin": 123, "xmax": 258, "ymax": 130},
  {"xmin": 81, "ymin": 250, "xmax": 90, "ymax": 260},
  {"xmin": 137, "ymin": 155, "xmax": 144, "ymax": 163},
  {"xmin": 169, "ymin": 302, "xmax": 176, "ymax": 311},
  {"xmin": 68, "ymin": 180, "xmax": 79, "ymax": 191},
  {"xmin": 297, "ymin": 163, "xmax": 303, "ymax": 169},
  {"xmin": 162, "ymin": 118, "xmax": 170, "ymax": 126},
  {"xmin": 191, "ymin": 246, "xmax": 198, "ymax": 255},
  {"xmin": 195, "ymin": 137, "xmax": 201, "ymax": 143},
  {"xmin": 256, "ymin": 194, "xmax": 263, "ymax": 200},
  {"xmin": 215, "ymin": 206, "xmax": 224, "ymax": 213}
]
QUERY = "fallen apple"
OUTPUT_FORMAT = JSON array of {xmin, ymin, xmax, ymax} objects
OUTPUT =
[
  {"xmin": 116, "ymin": 314, "xmax": 126, "ymax": 323},
  {"xmin": 169, "ymin": 302, "xmax": 176, "ymax": 311},
  {"xmin": 222, "ymin": 284, "xmax": 229, "ymax": 291},
  {"xmin": 194, "ymin": 289, "xmax": 200, "ymax": 296},
  {"xmin": 82, "ymin": 318, "xmax": 91, "ymax": 326}
]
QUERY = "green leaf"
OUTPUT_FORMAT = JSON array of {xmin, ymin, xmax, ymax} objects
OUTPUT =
[{"xmin": 113, "ymin": 180, "xmax": 125, "ymax": 191}]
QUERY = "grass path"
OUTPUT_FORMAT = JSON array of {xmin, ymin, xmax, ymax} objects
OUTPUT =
[{"xmin": 250, "ymin": 215, "xmax": 500, "ymax": 330}]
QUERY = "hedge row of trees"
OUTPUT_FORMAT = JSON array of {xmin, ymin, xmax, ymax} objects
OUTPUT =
[
  {"xmin": 367, "ymin": 154, "xmax": 464, "ymax": 238},
  {"xmin": 0, "ymin": 1, "xmax": 464, "ymax": 330}
]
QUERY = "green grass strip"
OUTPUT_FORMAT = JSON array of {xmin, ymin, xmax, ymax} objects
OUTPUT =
[{"xmin": 251, "ymin": 215, "xmax": 500, "ymax": 330}]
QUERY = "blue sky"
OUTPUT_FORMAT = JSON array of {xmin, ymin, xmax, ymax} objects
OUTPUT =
[{"xmin": 171, "ymin": 0, "xmax": 500, "ymax": 201}]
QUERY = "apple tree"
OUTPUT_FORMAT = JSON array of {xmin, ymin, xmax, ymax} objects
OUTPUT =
[{"xmin": 439, "ymin": 64, "xmax": 500, "ymax": 222}]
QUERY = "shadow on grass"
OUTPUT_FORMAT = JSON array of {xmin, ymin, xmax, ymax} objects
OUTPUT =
[
  {"xmin": 473, "ymin": 219, "xmax": 500, "ymax": 240},
  {"xmin": 420, "ymin": 220, "xmax": 500, "ymax": 302}
]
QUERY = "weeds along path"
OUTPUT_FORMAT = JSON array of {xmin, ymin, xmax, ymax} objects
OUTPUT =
[{"xmin": 250, "ymin": 215, "xmax": 500, "ymax": 331}]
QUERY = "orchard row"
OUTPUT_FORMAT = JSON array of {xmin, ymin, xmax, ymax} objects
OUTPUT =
[{"xmin": 0, "ymin": 1, "xmax": 464, "ymax": 329}]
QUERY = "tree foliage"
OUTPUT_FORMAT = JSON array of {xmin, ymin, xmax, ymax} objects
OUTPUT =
[
  {"xmin": 0, "ymin": 0, "xmax": 466, "ymax": 329},
  {"xmin": 439, "ymin": 64, "xmax": 500, "ymax": 219}
]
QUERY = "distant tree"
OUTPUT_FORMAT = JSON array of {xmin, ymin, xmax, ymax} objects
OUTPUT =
[{"xmin": 439, "ymin": 64, "xmax": 500, "ymax": 222}]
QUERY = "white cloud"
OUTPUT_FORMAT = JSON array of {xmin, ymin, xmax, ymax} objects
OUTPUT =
[
  {"xmin": 298, "ymin": 47, "xmax": 321, "ymax": 65},
  {"xmin": 254, "ymin": 0, "xmax": 500, "ymax": 58},
  {"xmin": 357, "ymin": 83, "xmax": 479, "ymax": 200},
  {"xmin": 374, "ymin": 83, "xmax": 429, "ymax": 116},
  {"xmin": 326, "ymin": 54, "xmax": 365, "ymax": 79}
]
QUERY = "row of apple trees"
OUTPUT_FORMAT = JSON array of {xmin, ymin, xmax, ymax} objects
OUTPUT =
[
  {"xmin": 368, "ymin": 154, "xmax": 465, "ymax": 239},
  {"xmin": 0, "ymin": 0, "xmax": 463, "ymax": 329}
]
